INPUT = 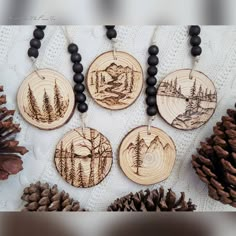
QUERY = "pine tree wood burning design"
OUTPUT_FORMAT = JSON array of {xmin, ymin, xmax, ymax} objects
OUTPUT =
[
  {"xmin": 54, "ymin": 127, "xmax": 113, "ymax": 188},
  {"xmin": 86, "ymin": 51, "xmax": 143, "ymax": 110},
  {"xmin": 119, "ymin": 126, "xmax": 176, "ymax": 185},
  {"xmin": 157, "ymin": 69, "xmax": 217, "ymax": 130},
  {"xmin": 17, "ymin": 69, "xmax": 75, "ymax": 130}
]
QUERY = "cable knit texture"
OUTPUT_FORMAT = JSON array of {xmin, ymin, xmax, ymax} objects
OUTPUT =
[{"xmin": 0, "ymin": 26, "xmax": 236, "ymax": 211}]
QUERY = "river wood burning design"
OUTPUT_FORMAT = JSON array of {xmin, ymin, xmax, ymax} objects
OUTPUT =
[
  {"xmin": 119, "ymin": 126, "xmax": 176, "ymax": 185},
  {"xmin": 157, "ymin": 69, "xmax": 217, "ymax": 130},
  {"xmin": 54, "ymin": 128, "xmax": 113, "ymax": 188},
  {"xmin": 86, "ymin": 51, "xmax": 143, "ymax": 110},
  {"xmin": 17, "ymin": 69, "xmax": 75, "ymax": 130}
]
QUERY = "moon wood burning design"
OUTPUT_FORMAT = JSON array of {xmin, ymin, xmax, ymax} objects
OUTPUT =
[
  {"xmin": 119, "ymin": 126, "xmax": 176, "ymax": 185},
  {"xmin": 54, "ymin": 128, "xmax": 113, "ymax": 188},
  {"xmin": 17, "ymin": 69, "xmax": 75, "ymax": 130},
  {"xmin": 157, "ymin": 69, "xmax": 217, "ymax": 130},
  {"xmin": 86, "ymin": 51, "xmax": 143, "ymax": 110}
]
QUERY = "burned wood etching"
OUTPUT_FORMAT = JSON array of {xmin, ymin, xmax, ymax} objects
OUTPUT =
[
  {"xmin": 54, "ymin": 128, "xmax": 113, "ymax": 188},
  {"xmin": 119, "ymin": 126, "xmax": 176, "ymax": 185},
  {"xmin": 157, "ymin": 69, "xmax": 217, "ymax": 130},
  {"xmin": 87, "ymin": 51, "xmax": 143, "ymax": 110},
  {"xmin": 17, "ymin": 69, "xmax": 75, "ymax": 130}
]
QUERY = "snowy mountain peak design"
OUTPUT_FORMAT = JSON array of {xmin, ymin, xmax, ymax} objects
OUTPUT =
[{"xmin": 105, "ymin": 63, "xmax": 133, "ymax": 77}]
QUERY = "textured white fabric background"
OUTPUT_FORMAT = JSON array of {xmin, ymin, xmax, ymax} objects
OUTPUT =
[{"xmin": 0, "ymin": 26, "xmax": 236, "ymax": 212}]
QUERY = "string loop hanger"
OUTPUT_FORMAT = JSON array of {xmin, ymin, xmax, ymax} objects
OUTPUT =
[
  {"xmin": 105, "ymin": 26, "xmax": 118, "ymax": 60},
  {"xmin": 188, "ymin": 25, "xmax": 202, "ymax": 80}
]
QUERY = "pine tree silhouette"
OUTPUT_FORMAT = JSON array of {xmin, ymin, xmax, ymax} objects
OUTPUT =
[
  {"xmin": 91, "ymin": 73, "xmax": 95, "ymax": 85},
  {"xmin": 26, "ymin": 84, "xmax": 42, "ymax": 120},
  {"xmin": 124, "ymin": 73, "xmax": 129, "ymax": 91},
  {"xmin": 58, "ymin": 141, "xmax": 65, "ymax": 176},
  {"xmin": 88, "ymin": 130, "xmax": 96, "ymax": 186},
  {"xmin": 78, "ymin": 162, "xmax": 85, "ymax": 187},
  {"xmin": 42, "ymin": 89, "xmax": 54, "ymax": 123},
  {"xmin": 54, "ymin": 81, "xmax": 65, "ymax": 118},
  {"xmin": 64, "ymin": 148, "xmax": 69, "ymax": 182},
  {"xmin": 95, "ymin": 72, "xmax": 99, "ymax": 93},
  {"xmin": 191, "ymin": 79, "xmax": 197, "ymax": 98},
  {"xmin": 133, "ymin": 133, "xmax": 143, "ymax": 175},
  {"xmin": 174, "ymin": 77, "xmax": 178, "ymax": 92},
  {"xmin": 69, "ymin": 142, "xmax": 76, "ymax": 185}
]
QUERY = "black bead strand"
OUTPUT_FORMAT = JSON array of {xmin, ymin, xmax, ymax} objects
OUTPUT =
[{"xmin": 189, "ymin": 25, "xmax": 202, "ymax": 57}]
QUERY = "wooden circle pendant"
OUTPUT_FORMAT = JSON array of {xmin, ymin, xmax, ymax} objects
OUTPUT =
[
  {"xmin": 17, "ymin": 69, "xmax": 75, "ymax": 130},
  {"xmin": 157, "ymin": 69, "xmax": 217, "ymax": 130},
  {"xmin": 54, "ymin": 127, "xmax": 113, "ymax": 188},
  {"xmin": 119, "ymin": 126, "xmax": 176, "ymax": 185},
  {"xmin": 86, "ymin": 51, "xmax": 143, "ymax": 110}
]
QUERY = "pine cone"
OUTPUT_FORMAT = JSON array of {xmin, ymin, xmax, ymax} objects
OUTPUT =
[
  {"xmin": 0, "ymin": 86, "xmax": 28, "ymax": 180},
  {"xmin": 107, "ymin": 187, "xmax": 196, "ymax": 211},
  {"xmin": 21, "ymin": 182, "xmax": 85, "ymax": 211},
  {"xmin": 192, "ymin": 106, "xmax": 236, "ymax": 207}
]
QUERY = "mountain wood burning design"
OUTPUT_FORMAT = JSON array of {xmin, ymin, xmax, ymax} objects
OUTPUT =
[
  {"xmin": 87, "ymin": 51, "xmax": 143, "ymax": 110},
  {"xmin": 17, "ymin": 69, "xmax": 75, "ymax": 130},
  {"xmin": 54, "ymin": 128, "xmax": 113, "ymax": 188},
  {"xmin": 119, "ymin": 126, "xmax": 176, "ymax": 185},
  {"xmin": 157, "ymin": 69, "xmax": 217, "ymax": 130}
]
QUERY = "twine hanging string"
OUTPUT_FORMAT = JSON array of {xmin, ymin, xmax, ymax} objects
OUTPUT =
[
  {"xmin": 147, "ymin": 26, "xmax": 159, "ymax": 135},
  {"xmin": 30, "ymin": 57, "xmax": 45, "ymax": 80},
  {"xmin": 189, "ymin": 55, "xmax": 200, "ymax": 80},
  {"xmin": 111, "ymin": 37, "xmax": 118, "ymax": 60},
  {"xmin": 61, "ymin": 26, "xmax": 87, "ymax": 130}
]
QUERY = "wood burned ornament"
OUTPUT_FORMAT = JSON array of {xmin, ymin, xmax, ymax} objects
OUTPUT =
[
  {"xmin": 17, "ymin": 69, "xmax": 75, "ymax": 130},
  {"xmin": 157, "ymin": 69, "xmax": 217, "ymax": 130},
  {"xmin": 86, "ymin": 51, "xmax": 143, "ymax": 110},
  {"xmin": 54, "ymin": 127, "xmax": 113, "ymax": 188},
  {"xmin": 119, "ymin": 126, "xmax": 176, "ymax": 185}
]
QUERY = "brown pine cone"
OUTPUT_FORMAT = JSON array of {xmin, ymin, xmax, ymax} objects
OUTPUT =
[
  {"xmin": 21, "ymin": 182, "xmax": 85, "ymax": 211},
  {"xmin": 192, "ymin": 106, "xmax": 236, "ymax": 207},
  {"xmin": 0, "ymin": 86, "xmax": 28, "ymax": 180},
  {"xmin": 107, "ymin": 187, "xmax": 196, "ymax": 212}
]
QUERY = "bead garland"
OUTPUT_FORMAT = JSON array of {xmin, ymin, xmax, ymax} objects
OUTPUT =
[
  {"xmin": 146, "ymin": 45, "xmax": 159, "ymax": 116},
  {"xmin": 67, "ymin": 43, "xmax": 88, "ymax": 113},
  {"xmin": 28, "ymin": 25, "xmax": 46, "ymax": 58},
  {"xmin": 189, "ymin": 25, "xmax": 202, "ymax": 57}
]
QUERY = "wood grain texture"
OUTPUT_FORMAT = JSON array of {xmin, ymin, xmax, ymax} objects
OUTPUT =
[
  {"xmin": 54, "ymin": 127, "xmax": 113, "ymax": 188},
  {"xmin": 157, "ymin": 69, "xmax": 217, "ymax": 130},
  {"xmin": 86, "ymin": 51, "xmax": 143, "ymax": 110},
  {"xmin": 17, "ymin": 69, "xmax": 75, "ymax": 130},
  {"xmin": 119, "ymin": 126, "xmax": 176, "ymax": 185}
]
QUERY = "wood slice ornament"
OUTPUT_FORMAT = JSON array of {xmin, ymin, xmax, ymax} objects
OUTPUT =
[
  {"xmin": 54, "ymin": 127, "xmax": 113, "ymax": 188},
  {"xmin": 119, "ymin": 126, "xmax": 176, "ymax": 185},
  {"xmin": 86, "ymin": 51, "xmax": 143, "ymax": 110},
  {"xmin": 17, "ymin": 69, "xmax": 75, "ymax": 130},
  {"xmin": 157, "ymin": 69, "xmax": 217, "ymax": 130}
]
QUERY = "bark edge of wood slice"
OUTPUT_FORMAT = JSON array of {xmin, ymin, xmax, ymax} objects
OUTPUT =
[
  {"xmin": 119, "ymin": 126, "xmax": 176, "ymax": 185},
  {"xmin": 54, "ymin": 127, "xmax": 113, "ymax": 188},
  {"xmin": 157, "ymin": 69, "xmax": 217, "ymax": 130},
  {"xmin": 86, "ymin": 51, "xmax": 144, "ymax": 110},
  {"xmin": 17, "ymin": 69, "xmax": 75, "ymax": 130}
]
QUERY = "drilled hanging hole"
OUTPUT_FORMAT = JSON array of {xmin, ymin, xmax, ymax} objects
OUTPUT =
[{"xmin": 186, "ymin": 98, "xmax": 189, "ymax": 102}]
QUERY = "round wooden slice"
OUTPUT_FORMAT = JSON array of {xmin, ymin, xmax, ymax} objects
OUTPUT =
[
  {"xmin": 157, "ymin": 69, "xmax": 217, "ymax": 130},
  {"xmin": 54, "ymin": 127, "xmax": 113, "ymax": 188},
  {"xmin": 119, "ymin": 126, "xmax": 176, "ymax": 185},
  {"xmin": 17, "ymin": 69, "xmax": 75, "ymax": 130},
  {"xmin": 86, "ymin": 51, "xmax": 143, "ymax": 110}
]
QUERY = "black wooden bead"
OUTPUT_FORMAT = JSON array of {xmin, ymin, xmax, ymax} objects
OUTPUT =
[
  {"xmin": 68, "ymin": 43, "xmax": 78, "ymax": 54},
  {"xmin": 36, "ymin": 25, "xmax": 46, "ymax": 30},
  {"xmin": 146, "ymin": 77, "xmax": 157, "ymax": 86},
  {"xmin": 148, "ymin": 45, "xmax": 159, "ymax": 55},
  {"xmin": 146, "ymin": 86, "xmax": 157, "ymax": 96},
  {"xmin": 73, "ymin": 73, "xmax": 84, "ymax": 83},
  {"xmin": 189, "ymin": 26, "xmax": 201, "ymax": 36},
  {"xmin": 78, "ymin": 103, "xmax": 88, "ymax": 113},
  {"xmin": 33, "ymin": 28, "xmax": 45, "ymax": 40},
  {"xmin": 148, "ymin": 55, "xmax": 159, "ymax": 66},
  {"xmin": 73, "ymin": 63, "xmax": 83, "ymax": 73},
  {"xmin": 191, "ymin": 46, "xmax": 202, "ymax": 57},
  {"xmin": 74, "ymin": 84, "xmax": 85, "ymax": 93},
  {"xmin": 105, "ymin": 25, "xmax": 115, "ymax": 29},
  {"xmin": 71, "ymin": 53, "xmax": 81, "ymax": 63},
  {"xmin": 28, "ymin": 47, "xmax": 39, "ymax": 58},
  {"xmin": 106, "ymin": 29, "xmax": 117, "ymax": 40},
  {"xmin": 146, "ymin": 96, "xmax": 156, "ymax": 106},
  {"xmin": 30, "ymin": 38, "xmax": 41, "ymax": 49},
  {"xmin": 75, "ymin": 93, "xmax": 86, "ymax": 103},
  {"xmin": 190, "ymin": 36, "xmax": 201, "ymax": 46},
  {"xmin": 147, "ymin": 106, "xmax": 158, "ymax": 116},
  {"xmin": 147, "ymin": 66, "xmax": 158, "ymax": 76}
]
